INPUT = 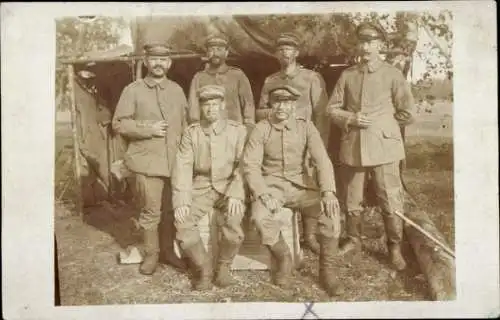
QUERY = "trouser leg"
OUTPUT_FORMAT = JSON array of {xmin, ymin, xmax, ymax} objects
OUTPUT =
[
  {"xmin": 373, "ymin": 162, "xmax": 407, "ymax": 271},
  {"xmin": 214, "ymin": 204, "xmax": 245, "ymax": 288},
  {"xmin": 174, "ymin": 188, "xmax": 217, "ymax": 291},
  {"xmin": 317, "ymin": 214, "xmax": 345, "ymax": 296},
  {"xmin": 339, "ymin": 166, "xmax": 366, "ymax": 255},
  {"xmin": 301, "ymin": 208, "xmax": 321, "ymax": 255},
  {"xmin": 134, "ymin": 174, "xmax": 164, "ymax": 275},
  {"xmin": 158, "ymin": 179, "xmax": 187, "ymax": 270}
]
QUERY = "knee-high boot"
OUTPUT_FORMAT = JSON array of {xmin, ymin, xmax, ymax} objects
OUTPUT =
[{"xmin": 383, "ymin": 211, "xmax": 406, "ymax": 271}]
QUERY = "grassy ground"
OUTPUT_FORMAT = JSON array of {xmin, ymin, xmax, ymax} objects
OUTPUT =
[{"xmin": 55, "ymin": 109, "xmax": 454, "ymax": 305}]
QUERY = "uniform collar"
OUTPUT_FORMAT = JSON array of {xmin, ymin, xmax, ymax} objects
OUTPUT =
[
  {"xmin": 143, "ymin": 75, "xmax": 168, "ymax": 89},
  {"xmin": 269, "ymin": 116, "xmax": 297, "ymax": 131},
  {"xmin": 205, "ymin": 63, "xmax": 230, "ymax": 75},
  {"xmin": 362, "ymin": 58, "xmax": 384, "ymax": 73},
  {"xmin": 278, "ymin": 64, "xmax": 302, "ymax": 79},
  {"xmin": 201, "ymin": 119, "xmax": 227, "ymax": 135}
]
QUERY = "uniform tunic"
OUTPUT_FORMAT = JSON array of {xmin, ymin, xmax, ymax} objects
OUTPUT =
[
  {"xmin": 243, "ymin": 117, "xmax": 337, "ymax": 245},
  {"xmin": 112, "ymin": 76, "xmax": 188, "ymax": 229},
  {"xmin": 172, "ymin": 120, "xmax": 247, "ymax": 249},
  {"xmin": 258, "ymin": 66, "xmax": 330, "ymax": 146},
  {"xmin": 188, "ymin": 64, "xmax": 255, "ymax": 125},
  {"xmin": 327, "ymin": 59, "xmax": 415, "ymax": 214}
]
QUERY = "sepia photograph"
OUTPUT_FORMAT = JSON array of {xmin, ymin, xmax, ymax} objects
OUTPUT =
[
  {"xmin": 54, "ymin": 10, "xmax": 456, "ymax": 305},
  {"xmin": 2, "ymin": 2, "xmax": 498, "ymax": 319}
]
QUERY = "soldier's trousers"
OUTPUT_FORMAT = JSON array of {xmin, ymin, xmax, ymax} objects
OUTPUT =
[
  {"xmin": 344, "ymin": 161, "xmax": 404, "ymax": 214},
  {"xmin": 251, "ymin": 176, "xmax": 335, "ymax": 246},
  {"xmin": 174, "ymin": 187, "xmax": 245, "ymax": 250},
  {"xmin": 343, "ymin": 161, "xmax": 405, "ymax": 245},
  {"xmin": 134, "ymin": 174, "xmax": 168, "ymax": 230}
]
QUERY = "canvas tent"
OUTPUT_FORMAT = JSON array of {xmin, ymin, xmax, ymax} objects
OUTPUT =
[{"xmin": 67, "ymin": 14, "xmax": 363, "ymax": 205}]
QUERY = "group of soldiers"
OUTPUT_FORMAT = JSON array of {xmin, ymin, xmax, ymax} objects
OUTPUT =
[{"xmin": 111, "ymin": 22, "xmax": 415, "ymax": 297}]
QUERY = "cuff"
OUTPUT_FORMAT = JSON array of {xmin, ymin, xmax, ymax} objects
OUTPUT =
[{"xmin": 172, "ymin": 192, "xmax": 192, "ymax": 209}]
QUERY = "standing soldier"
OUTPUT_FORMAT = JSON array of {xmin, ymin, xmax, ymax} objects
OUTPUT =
[
  {"xmin": 172, "ymin": 85, "xmax": 247, "ymax": 291},
  {"xmin": 327, "ymin": 23, "xmax": 415, "ymax": 271},
  {"xmin": 243, "ymin": 82, "xmax": 344, "ymax": 296},
  {"xmin": 257, "ymin": 32, "xmax": 330, "ymax": 255},
  {"xmin": 188, "ymin": 34, "xmax": 255, "ymax": 131},
  {"xmin": 112, "ymin": 43, "xmax": 188, "ymax": 275}
]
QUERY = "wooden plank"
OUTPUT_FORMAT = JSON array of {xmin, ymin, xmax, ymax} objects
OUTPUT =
[
  {"xmin": 404, "ymin": 208, "xmax": 456, "ymax": 301},
  {"xmin": 66, "ymin": 65, "xmax": 84, "ymax": 215}
]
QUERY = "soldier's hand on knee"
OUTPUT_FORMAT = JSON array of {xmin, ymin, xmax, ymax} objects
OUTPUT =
[
  {"xmin": 174, "ymin": 206, "xmax": 190, "ymax": 224},
  {"xmin": 259, "ymin": 194, "xmax": 281, "ymax": 214},
  {"xmin": 228, "ymin": 197, "xmax": 244, "ymax": 217},
  {"xmin": 321, "ymin": 192, "xmax": 340, "ymax": 219}
]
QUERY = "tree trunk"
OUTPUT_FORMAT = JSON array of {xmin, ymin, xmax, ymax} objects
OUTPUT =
[{"xmin": 403, "ymin": 204, "xmax": 456, "ymax": 301}]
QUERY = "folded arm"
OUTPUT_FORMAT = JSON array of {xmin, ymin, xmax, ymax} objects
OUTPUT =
[
  {"xmin": 112, "ymin": 85, "xmax": 155, "ymax": 140},
  {"xmin": 391, "ymin": 69, "xmax": 415, "ymax": 126},
  {"xmin": 242, "ymin": 124, "xmax": 268, "ymax": 199},
  {"xmin": 326, "ymin": 72, "xmax": 355, "ymax": 132}
]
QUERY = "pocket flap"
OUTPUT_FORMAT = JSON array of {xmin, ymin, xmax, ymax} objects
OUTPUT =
[{"xmin": 382, "ymin": 128, "xmax": 402, "ymax": 140}]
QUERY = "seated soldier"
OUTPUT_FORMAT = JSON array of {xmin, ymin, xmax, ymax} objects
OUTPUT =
[
  {"xmin": 242, "ymin": 82, "xmax": 344, "ymax": 296},
  {"xmin": 172, "ymin": 85, "xmax": 247, "ymax": 291}
]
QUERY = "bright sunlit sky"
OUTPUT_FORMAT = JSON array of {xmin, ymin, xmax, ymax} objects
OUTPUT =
[{"xmin": 116, "ymin": 14, "xmax": 451, "ymax": 83}]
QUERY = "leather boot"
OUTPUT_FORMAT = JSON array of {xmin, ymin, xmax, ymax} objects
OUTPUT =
[
  {"xmin": 302, "ymin": 216, "xmax": 320, "ymax": 255},
  {"xmin": 183, "ymin": 240, "xmax": 213, "ymax": 291},
  {"xmin": 319, "ymin": 234, "xmax": 345, "ymax": 297},
  {"xmin": 338, "ymin": 211, "xmax": 362, "ymax": 255},
  {"xmin": 383, "ymin": 212, "xmax": 406, "ymax": 271},
  {"xmin": 268, "ymin": 235, "xmax": 293, "ymax": 288},
  {"xmin": 214, "ymin": 241, "xmax": 240, "ymax": 288},
  {"xmin": 139, "ymin": 228, "xmax": 160, "ymax": 275}
]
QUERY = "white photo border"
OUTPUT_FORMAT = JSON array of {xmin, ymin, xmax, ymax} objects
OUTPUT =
[{"xmin": 2, "ymin": 2, "xmax": 498, "ymax": 319}]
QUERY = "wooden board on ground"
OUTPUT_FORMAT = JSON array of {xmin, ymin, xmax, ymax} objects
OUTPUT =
[{"xmin": 194, "ymin": 207, "xmax": 303, "ymax": 271}]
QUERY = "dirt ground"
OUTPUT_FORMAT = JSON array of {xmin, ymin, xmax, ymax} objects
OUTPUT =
[{"xmin": 54, "ymin": 109, "xmax": 454, "ymax": 305}]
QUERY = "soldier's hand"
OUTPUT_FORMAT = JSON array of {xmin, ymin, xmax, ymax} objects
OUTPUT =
[
  {"xmin": 349, "ymin": 112, "xmax": 372, "ymax": 128},
  {"xmin": 260, "ymin": 194, "xmax": 282, "ymax": 214},
  {"xmin": 321, "ymin": 192, "xmax": 340, "ymax": 219},
  {"xmin": 174, "ymin": 206, "xmax": 190, "ymax": 224},
  {"xmin": 151, "ymin": 120, "xmax": 168, "ymax": 137},
  {"xmin": 227, "ymin": 198, "xmax": 244, "ymax": 217}
]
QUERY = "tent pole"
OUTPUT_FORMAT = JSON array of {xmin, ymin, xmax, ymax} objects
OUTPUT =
[
  {"xmin": 135, "ymin": 59, "xmax": 143, "ymax": 79},
  {"xmin": 66, "ymin": 64, "xmax": 84, "ymax": 217}
]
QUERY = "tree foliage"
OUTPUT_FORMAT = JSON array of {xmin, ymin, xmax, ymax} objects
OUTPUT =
[
  {"xmin": 56, "ymin": 16, "xmax": 127, "ymax": 110},
  {"xmin": 55, "ymin": 12, "xmax": 453, "ymax": 111}
]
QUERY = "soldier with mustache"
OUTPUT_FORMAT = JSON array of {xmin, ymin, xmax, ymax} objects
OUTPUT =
[
  {"xmin": 112, "ymin": 43, "xmax": 188, "ymax": 275},
  {"xmin": 327, "ymin": 23, "xmax": 415, "ymax": 271},
  {"xmin": 188, "ymin": 34, "xmax": 255, "ymax": 132}
]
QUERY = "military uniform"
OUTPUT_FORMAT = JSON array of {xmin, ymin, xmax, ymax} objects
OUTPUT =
[
  {"xmin": 243, "ymin": 83, "xmax": 342, "ymax": 295},
  {"xmin": 172, "ymin": 85, "xmax": 247, "ymax": 290},
  {"xmin": 327, "ymin": 23, "xmax": 415, "ymax": 270},
  {"xmin": 112, "ymin": 44, "xmax": 188, "ymax": 275},
  {"xmin": 188, "ymin": 35, "xmax": 255, "ymax": 126},
  {"xmin": 259, "ymin": 67, "xmax": 330, "ymax": 145},
  {"xmin": 257, "ymin": 32, "xmax": 330, "ymax": 255},
  {"xmin": 258, "ymin": 33, "xmax": 330, "ymax": 145}
]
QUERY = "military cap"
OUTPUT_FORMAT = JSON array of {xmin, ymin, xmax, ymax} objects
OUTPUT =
[
  {"xmin": 205, "ymin": 34, "xmax": 229, "ymax": 48},
  {"xmin": 143, "ymin": 43, "xmax": 171, "ymax": 56},
  {"xmin": 268, "ymin": 83, "xmax": 301, "ymax": 101},
  {"xmin": 356, "ymin": 22, "xmax": 387, "ymax": 42},
  {"xmin": 197, "ymin": 84, "xmax": 226, "ymax": 101},
  {"xmin": 275, "ymin": 32, "xmax": 301, "ymax": 48}
]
